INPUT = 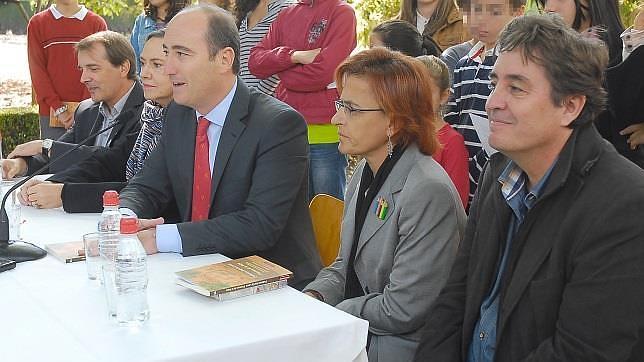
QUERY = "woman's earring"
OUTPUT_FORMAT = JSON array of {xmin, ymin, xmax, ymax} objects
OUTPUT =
[{"xmin": 386, "ymin": 127, "xmax": 393, "ymax": 158}]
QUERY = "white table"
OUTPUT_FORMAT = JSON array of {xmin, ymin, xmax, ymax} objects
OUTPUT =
[{"xmin": 1, "ymin": 206, "xmax": 369, "ymax": 362}]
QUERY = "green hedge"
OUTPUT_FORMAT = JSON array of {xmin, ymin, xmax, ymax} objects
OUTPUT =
[{"xmin": 0, "ymin": 107, "xmax": 40, "ymax": 156}]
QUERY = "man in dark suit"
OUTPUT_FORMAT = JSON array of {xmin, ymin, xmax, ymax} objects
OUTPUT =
[
  {"xmin": 414, "ymin": 15, "xmax": 644, "ymax": 361},
  {"xmin": 2, "ymin": 30, "xmax": 143, "ymax": 179},
  {"xmin": 119, "ymin": 5, "xmax": 322, "ymax": 289}
]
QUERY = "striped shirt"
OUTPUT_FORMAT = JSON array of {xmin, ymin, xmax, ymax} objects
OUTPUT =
[
  {"xmin": 239, "ymin": 0, "xmax": 290, "ymax": 95},
  {"xmin": 445, "ymin": 41, "xmax": 498, "ymax": 205}
]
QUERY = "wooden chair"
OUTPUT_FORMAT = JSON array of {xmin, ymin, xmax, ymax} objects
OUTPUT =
[{"xmin": 309, "ymin": 194, "xmax": 344, "ymax": 267}]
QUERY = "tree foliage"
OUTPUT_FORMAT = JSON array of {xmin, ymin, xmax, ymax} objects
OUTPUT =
[
  {"xmin": 620, "ymin": 0, "xmax": 640, "ymax": 27},
  {"xmin": 30, "ymin": 0, "xmax": 133, "ymax": 18}
]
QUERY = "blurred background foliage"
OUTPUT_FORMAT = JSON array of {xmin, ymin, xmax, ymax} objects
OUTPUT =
[{"xmin": 351, "ymin": 0, "xmax": 641, "ymax": 47}]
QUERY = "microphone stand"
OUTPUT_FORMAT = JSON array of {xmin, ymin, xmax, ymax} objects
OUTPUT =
[{"xmin": 0, "ymin": 114, "xmax": 129, "ymax": 262}]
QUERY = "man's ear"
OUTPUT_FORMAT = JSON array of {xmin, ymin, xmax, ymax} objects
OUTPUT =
[
  {"xmin": 560, "ymin": 94, "xmax": 586, "ymax": 127},
  {"xmin": 218, "ymin": 47, "xmax": 236, "ymax": 71},
  {"xmin": 120, "ymin": 60, "xmax": 131, "ymax": 78}
]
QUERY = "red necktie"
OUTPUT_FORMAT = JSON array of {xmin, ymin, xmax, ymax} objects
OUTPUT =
[{"xmin": 191, "ymin": 116, "xmax": 211, "ymax": 221}]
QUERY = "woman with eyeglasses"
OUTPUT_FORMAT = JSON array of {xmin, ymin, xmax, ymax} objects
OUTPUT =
[{"xmin": 303, "ymin": 48, "xmax": 466, "ymax": 361}]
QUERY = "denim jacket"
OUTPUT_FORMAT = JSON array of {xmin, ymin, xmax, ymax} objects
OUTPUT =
[{"xmin": 130, "ymin": 13, "xmax": 159, "ymax": 73}]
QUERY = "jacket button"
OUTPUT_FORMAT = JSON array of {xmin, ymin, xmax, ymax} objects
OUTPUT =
[{"xmin": 479, "ymin": 331, "xmax": 486, "ymax": 340}]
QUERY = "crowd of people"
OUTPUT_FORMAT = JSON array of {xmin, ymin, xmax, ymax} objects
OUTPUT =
[{"xmin": 4, "ymin": 0, "xmax": 644, "ymax": 360}]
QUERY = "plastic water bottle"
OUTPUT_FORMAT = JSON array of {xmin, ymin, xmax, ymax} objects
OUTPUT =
[
  {"xmin": 98, "ymin": 190, "xmax": 121, "ymax": 317},
  {"xmin": 115, "ymin": 216, "xmax": 149, "ymax": 326}
]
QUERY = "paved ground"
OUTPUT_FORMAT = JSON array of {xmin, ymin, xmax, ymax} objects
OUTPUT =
[{"xmin": 0, "ymin": 34, "xmax": 32, "ymax": 109}]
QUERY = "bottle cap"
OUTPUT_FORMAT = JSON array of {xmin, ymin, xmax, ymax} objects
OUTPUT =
[
  {"xmin": 120, "ymin": 217, "xmax": 138, "ymax": 234},
  {"xmin": 103, "ymin": 190, "xmax": 119, "ymax": 206}
]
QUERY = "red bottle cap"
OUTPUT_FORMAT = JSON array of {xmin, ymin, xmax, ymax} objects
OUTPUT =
[
  {"xmin": 103, "ymin": 190, "xmax": 119, "ymax": 206},
  {"xmin": 120, "ymin": 217, "xmax": 138, "ymax": 234}
]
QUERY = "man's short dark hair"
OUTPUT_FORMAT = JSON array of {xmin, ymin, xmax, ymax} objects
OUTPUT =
[
  {"xmin": 179, "ymin": 4, "xmax": 241, "ymax": 74},
  {"xmin": 75, "ymin": 31, "xmax": 137, "ymax": 81},
  {"xmin": 496, "ymin": 14, "xmax": 608, "ymax": 127}
]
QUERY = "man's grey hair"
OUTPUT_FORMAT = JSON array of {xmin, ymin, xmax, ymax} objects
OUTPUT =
[{"xmin": 497, "ymin": 14, "xmax": 609, "ymax": 127}]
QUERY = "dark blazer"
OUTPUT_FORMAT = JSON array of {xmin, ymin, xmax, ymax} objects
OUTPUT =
[
  {"xmin": 119, "ymin": 80, "xmax": 322, "ymax": 286},
  {"xmin": 414, "ymin": 125, "xmax": 644, "ymax": 361},
  {"xmin": 596, "ymin": 45, "xmax": 644, "ymax": 168},
  {"xmin": 25, "ymin": 81, "xmax": 144, "ymax": 175},
  {"xmin": 47, "ymin": 140, "xmax": 136, "ymax": 213}
]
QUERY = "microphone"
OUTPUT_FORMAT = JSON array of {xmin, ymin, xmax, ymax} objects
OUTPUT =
[{"xmin": 0, "ymin": 110, "xmax": 133, "ymax": 262}]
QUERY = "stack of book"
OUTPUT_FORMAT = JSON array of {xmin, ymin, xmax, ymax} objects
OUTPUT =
[{"xmin": 175, "ymin": 255, "xmax": 292, "ymax": 301}]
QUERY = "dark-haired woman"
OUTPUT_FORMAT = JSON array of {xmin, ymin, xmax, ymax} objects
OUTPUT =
[
  {"xmin": 130, "ymin": 0, "xmax": 190, "ymax": 73},
  {"xmin": 370, "ymin": 20, "xmax": 428, "ymax": 57},
  {"xmin": 236, "ymin": 0, "xmax": 289, "ymax": 95},
  {"xmin": 540, "ymin": 0, "xmax": 624, "ymax": 66}
]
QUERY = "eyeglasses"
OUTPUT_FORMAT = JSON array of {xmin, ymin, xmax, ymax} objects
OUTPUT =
[{"xmin": 334, "ymin": 100, "xmax": 383, "ymax": 118}]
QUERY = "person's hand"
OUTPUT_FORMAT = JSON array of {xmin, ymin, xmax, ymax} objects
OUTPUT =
[
  {"xmin": 135, "ymin": 217, "xmax": 164, "ymax": 255},
  {"xmin": 8, "ymin": 140, "xmax": 44, "ymax": 158},
  {"xmin": 137, "ymin": 228, "xmax": 159, "ymax": 254},
  {"xmin": 291, "ymin": 48, "xmax": 321, "ymax": 65},
  {"xmin": 58, "ymin": 109, "xmax": 74, "ymax": 129},
  {"xmin": 23, "ymin": 180, "xmax": 63, "ymax": 209},
  {"xmin": 18, "ymin": 178, "xmax": 44, "ymax": 205},
  {"xmin": 620, "ymin": 122, "xmax": 644, "ymax": 150},
  {"xmin": 138, "ymin": 217, "xmax": 164, "ymax": 231},
  {"xmin": 1, "ymin": 158, "xmax": 27, "ymax": 179}
]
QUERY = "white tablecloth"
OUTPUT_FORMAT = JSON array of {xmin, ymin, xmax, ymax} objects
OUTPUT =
[{"xmin": 1, "ymin": 206, "xmax": 369, "ymax": 362}]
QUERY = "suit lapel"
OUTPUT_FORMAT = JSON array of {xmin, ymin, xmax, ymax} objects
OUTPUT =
[
  {"xmin": 173, "ymin": 104, "xmax": 198, "ymax": 218},
  {"xmin": 462, "ymin": 179, "xmax": 511, "ymax": 352},
  {"xmin": 497, "ymin": 127, "xmax": 595, "ymax": 336},
  {"xmin": 209, "ymin": 80, "xmax": 249, "ymax": 206},
  {"xmin": 497, "ymin": 175, "xmax": 583, "ymax": 336},
  {"xmin": 107, "ymin": 82, "xmax": 144, "ymax": 144},
  {"xmin": 354, "ymin": 146, "xmax": 418, "ymax": 259}
]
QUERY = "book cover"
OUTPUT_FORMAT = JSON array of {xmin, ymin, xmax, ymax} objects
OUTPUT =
[
  {"xmin": 175, "ymin": 255, "xmax": 292, "ymax": 300},
  {"xmin": 46, "ymin": 241, "xmax": 85, "ymax": 263}
]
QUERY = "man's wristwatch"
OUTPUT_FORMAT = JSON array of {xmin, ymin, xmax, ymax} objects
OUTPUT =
[
  {"xmin": 53, "ymin": 105, "xmax": 68, "ymax": 117},
  {"xmin": 42, "ymin": 138, "xmax": 53, "ymax": 157}
]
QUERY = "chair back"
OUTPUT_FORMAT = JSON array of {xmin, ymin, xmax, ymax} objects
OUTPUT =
[{"xmin": 309, "ymin": 194, "xmax": 344, "ymax": 267}]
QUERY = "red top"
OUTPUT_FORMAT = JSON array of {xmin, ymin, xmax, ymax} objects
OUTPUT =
[
  {"xmin": 27, "ymin": 8, "xmax": 107, "ymax": 115},
  {"xmin": 433, "ymin": 123, "xmax": 469, "ymax": 208},
  {"xmin": 248, "ymin": 0, "xmax": 356, "ymax": 124}
]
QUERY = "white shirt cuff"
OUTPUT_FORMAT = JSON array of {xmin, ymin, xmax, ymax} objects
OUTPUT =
[{"xmin": 156, "ymin": 223, "xmax": 183, "ymax": 253}]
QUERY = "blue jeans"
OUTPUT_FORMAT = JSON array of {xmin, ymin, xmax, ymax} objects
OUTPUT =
[{"xmin": 309, "ymin": 143, "xmax": 346, "ymax": 201}]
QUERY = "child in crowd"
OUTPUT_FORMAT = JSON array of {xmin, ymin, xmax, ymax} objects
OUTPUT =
[
  {"xmin": 417, "ymin": 55, "xmax": 469, "ymax": 208},
  {"xmin": 445, "ymin": 0, "xmax": 523, "ymax": 206},
  {"xmin": 369, "ymin": 20, "xmax": 426, "ymax": 57}
]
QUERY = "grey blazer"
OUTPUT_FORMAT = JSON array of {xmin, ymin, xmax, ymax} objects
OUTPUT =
[
  {"xmin": 119, "ymin": 79, "xmax": 322, "ymax": 287},
  {"xmin": 304, "ymin": 144, "xmax": 467, "ymax": 362}
]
